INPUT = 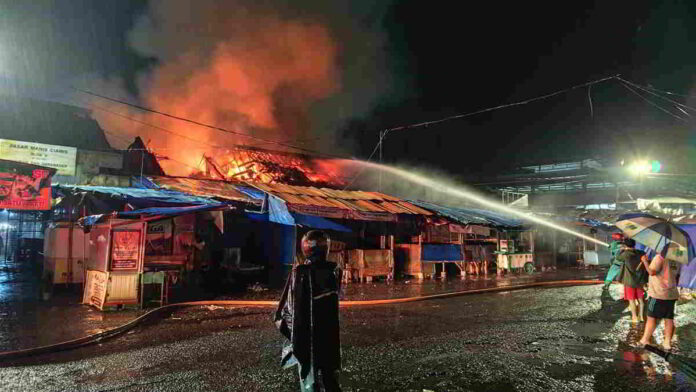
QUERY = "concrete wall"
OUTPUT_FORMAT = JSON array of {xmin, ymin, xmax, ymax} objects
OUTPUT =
[{"xmin": 53, "ymin": 149, "xmax": 123, "ymax": 185}]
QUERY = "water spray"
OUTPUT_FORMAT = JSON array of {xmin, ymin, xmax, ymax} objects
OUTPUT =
[{"xmin": 357, "ymin": 161, "xmax": 609, "ymax": 247}]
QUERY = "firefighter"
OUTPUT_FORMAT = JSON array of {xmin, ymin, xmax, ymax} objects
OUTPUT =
[{"xmin": 274, "ymin": 230, "xmax": 342, "ymax": 392}]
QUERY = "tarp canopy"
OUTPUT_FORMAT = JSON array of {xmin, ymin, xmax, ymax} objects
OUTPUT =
[
  {"xmin": 79, "ymin": 204, "xmax": 231, "ymax": 229},
  {"xmin": 118, "ymin": 204, "xmax": 231, "ymax": 217},
  {"xmin": 245, "ymin": 211, "xmax": 351, "ymax": 232},
  {"xmin": 410, "ymin": 200, "xmax": 525, "ymax": 229},
  {"xmin": 292, "ymin": 213, "xmax": 351, "ymax": 233},
  {"xmin": 55, "ymin": 185, "xmax": 216, "ymax": 208},
  {"xmin": 421, "ymin": 244, "xmax": 463, "ymax": 261}
]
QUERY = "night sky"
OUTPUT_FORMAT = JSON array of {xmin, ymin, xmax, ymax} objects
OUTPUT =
[{"xmin": 2, "ymin": 1, "xmax": 696, "ymax": 175}]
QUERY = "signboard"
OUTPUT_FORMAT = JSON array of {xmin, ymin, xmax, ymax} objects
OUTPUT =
[
  {"xmin": 83, "ymin": 270, "xmax": 108, "ymax": 310},
  {"xmin": 0, "ymin": 138, "xmax": 77, "ymax": 176},
  {"xmin": 146, "ymin": 219, "xmax": 173, "ymax": 256},
  {"xmin": 0, "ymin": 160, "xmax": 54, "ymax": 210},
  {"xmin": 110, "ymin": 230, "xmax": 141, "ymax": 271}
]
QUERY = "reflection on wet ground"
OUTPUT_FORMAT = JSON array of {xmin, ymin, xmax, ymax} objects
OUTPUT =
[
  {"xmin": 0, "ymin": 261, "xmax": 140, "ymax": 351},
  {"xmin": 0, "ymin": 264, "xmax": 603, "ymax": 351},
  {"xmin": 232, "ymin": 268, "xmax": 608, "ymax": 301},
  {"xmin": 0, "ymin": 281, "xmax": 694, "ymax": 391}
]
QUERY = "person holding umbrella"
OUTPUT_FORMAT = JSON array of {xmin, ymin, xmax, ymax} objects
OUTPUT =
[
  {"xmin": 638, "ymin": 248, "xmax": 681, "ymax": 349},
  {"xmin": 615, "ymin": 213, "xmax": 693, "ymax": 350}
]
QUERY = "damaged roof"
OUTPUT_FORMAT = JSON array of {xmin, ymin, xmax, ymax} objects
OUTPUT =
[{"xmin": 249, "ymin": 182, "xmax": 433, "ymax": 221}]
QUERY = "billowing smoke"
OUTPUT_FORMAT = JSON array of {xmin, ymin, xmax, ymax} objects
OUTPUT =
[{"xmin": 81, "ymin": 0, "xmax": 398, "ymax": 175}]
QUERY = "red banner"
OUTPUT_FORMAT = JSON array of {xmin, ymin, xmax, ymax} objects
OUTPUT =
[
  {"xmin": 111, "ymin": 230, "xmax": 141, "ymax": 271},
  {"xmin": 0, "ymin": 161, "xmax": 53, "ymax": 210}
]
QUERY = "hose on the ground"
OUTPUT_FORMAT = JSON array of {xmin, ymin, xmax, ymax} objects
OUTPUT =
[{"xmin": 0, "ymin": 279, "xmax": 604, "ymax": 361}]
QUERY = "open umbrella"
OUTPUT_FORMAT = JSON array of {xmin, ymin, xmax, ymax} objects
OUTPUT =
[{"xmin": 616, "ymin": 213, "xmax": 696, "ymax": 265}]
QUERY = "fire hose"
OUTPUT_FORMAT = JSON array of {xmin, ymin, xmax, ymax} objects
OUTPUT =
[{"xmin": 0, "ymin": 279, "xmax": 604, "ymax": 361}]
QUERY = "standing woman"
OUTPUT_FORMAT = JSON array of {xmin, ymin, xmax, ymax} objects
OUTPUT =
[{"xmin": 616, "ymin": 239, "xmax": 646, "ymax": 323}]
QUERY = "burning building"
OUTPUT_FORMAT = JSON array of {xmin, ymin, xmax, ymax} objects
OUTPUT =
[{"xmin": 189, "ymin": 145, "xmax": 350, "ymax": 188}]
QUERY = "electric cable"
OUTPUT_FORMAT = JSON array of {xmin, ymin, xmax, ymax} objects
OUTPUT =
[
  {"xmin": 619, "ymin": 82, "xmax": 689, "ymax": 122},
  {"xmin": 618, "ymin": 77, "xmax": 696, "ymax": 114},
  {"xmin": 382, "ymin": 75, "xmax": 618, "ymax": 133},
  {"xmin": 72, "ymin": 87, "xmax": 345, "ymax": 159}
]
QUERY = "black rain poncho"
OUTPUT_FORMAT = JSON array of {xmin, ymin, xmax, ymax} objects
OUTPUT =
[{"xmin": 274, "ymin": 259, "xmax": 341, "ymax": 391}]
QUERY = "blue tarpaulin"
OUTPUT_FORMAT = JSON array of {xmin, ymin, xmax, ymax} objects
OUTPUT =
[
  {"xmin": 235, "ymin": 185, "xmax": 266, "ymax": 201},
  {"xmin": 245, "ymin": 211, "xmax": 351, "ymax": 232},
  {"xmin": 421, "ymin": 244, "xmax": 463, "ymax": 261},
  {"xmin": 79, "ymin": 204, "xmax": 230, "ymax": 228},
  {"xmin": 409, "ymin": 200, "xmax": 524, "ymax": 228},
  {"xmin": 55, "ymin": 185, "xmax": 216, "ymax": 207},
  {"xmin": 292, "ymin": 213, "xmax": 351, "ymax": 232},
  {"xmin": 119, "ymin": 204, "xmax": 230, "ymax": 217},
  {"xmin": 268, "ymin": 195, "xmax": 295, "ymax": 226}
]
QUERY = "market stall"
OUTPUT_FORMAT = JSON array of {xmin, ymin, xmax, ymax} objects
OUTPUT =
[{"xmin": 82, "ymin": 218, "xmax": 146, "ymax": 310}]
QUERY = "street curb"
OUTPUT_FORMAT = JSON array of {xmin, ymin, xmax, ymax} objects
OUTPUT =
[{"xmin": 0, "ymin": 279, "xmax": 603, "ymax": 362}]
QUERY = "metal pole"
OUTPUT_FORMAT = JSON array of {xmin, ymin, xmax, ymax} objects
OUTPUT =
[
  {"xmin": 140, "ymin": 149, "xmax": 145, "ymax": 180},
  {"xmin": 378, "ymin": 131, "xmax": 383, "ymax": 192}
]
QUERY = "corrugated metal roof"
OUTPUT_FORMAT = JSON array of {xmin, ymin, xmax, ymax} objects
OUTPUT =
[
  {"xmin": 248, "ymin": 182, "xmax": 433, "ymax": 220},
  {"xmin": 149, "ymin": 177, "xmax": 258, "ymax": 204},
  {"xmin": 409, "ymin": 200, "xmax": 524, "ymax": 228}
]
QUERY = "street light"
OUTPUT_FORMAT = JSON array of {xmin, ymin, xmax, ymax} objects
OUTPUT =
[{"xmin": 627, "ymin": 160, "xmax": 661, "ymax": 176}]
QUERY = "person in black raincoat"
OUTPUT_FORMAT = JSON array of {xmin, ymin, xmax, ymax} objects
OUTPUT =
[{"xmin": 274, "ymin": 230, "xmax": 342, "ymax": 392}]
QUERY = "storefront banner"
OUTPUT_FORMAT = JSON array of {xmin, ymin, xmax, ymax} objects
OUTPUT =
[
  {"xmin": 83, "ymin": 270, "xmax": 108, "ymax": 310},
  {"xmin": 0, "ymin": 161, "xmax": 54, "ymax": 210},
  {"xmin": 0, "ymin": 138, "xmax": 76, "ymax": 176},
  {"xmin": 111, "ymin": 230, "xmax": 141, "ymax": 271}
]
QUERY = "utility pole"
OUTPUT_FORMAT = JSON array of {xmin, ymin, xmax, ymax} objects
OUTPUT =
[{"xmin": 378, "ymin": 130, "xmax": 385, "ymax": 192}]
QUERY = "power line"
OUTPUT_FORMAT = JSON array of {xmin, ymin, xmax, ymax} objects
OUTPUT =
[
  {"xmin": 622, "ymin": 80, "xmax": 696, "ymax": 99},
  {"xmin": 618, "ymin": 77, "xmax": 696, "ymax": 114},
  {"xmin": 619, "ymin": 82, "xmax": 689, "ymax": 122},
  {"xmin": 72, "ymin": 87, "xmax": 344, "ymax": 158},
  {"xmin": 342, "ymin": 135, "xmax": 383, "ymax": 190},
  {"xmin": 344, "ymin": 75, "xmax": 620, "ymax": 188},
  {"xmin": 383, "ymin": 75, "xmax": 619, "ymax": 133},
  {"xmin": 78, "ymin": 98, "xmax": 238, "ymax": 152}
]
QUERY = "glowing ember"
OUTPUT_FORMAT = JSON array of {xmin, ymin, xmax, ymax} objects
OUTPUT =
[{"xmin": 190, "ymin": 146, "xmax": 347, "ymax": 187}]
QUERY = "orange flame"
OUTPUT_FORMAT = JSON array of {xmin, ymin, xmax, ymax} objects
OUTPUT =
[{"xmin": 190, "ymin": 147, "xmax": 346, "ymax": 186}]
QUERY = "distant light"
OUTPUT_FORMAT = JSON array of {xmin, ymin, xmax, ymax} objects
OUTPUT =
[{"xmin": 629, "ymin": 160, "xmax": 651, "ymax": 175}]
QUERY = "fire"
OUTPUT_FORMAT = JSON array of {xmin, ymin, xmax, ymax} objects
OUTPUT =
[
  {"xmin": 190, "ymin": 146, "xmax": 347, "ymax": 187},
  {"xmin": 88, "ymin": 2, "xmax": 341, "ymax": 178}
]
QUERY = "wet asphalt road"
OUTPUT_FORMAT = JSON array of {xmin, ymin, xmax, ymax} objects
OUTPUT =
[{"xmin": 1, "ymin": 284, "xmax": 695, "ymax": 392}]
